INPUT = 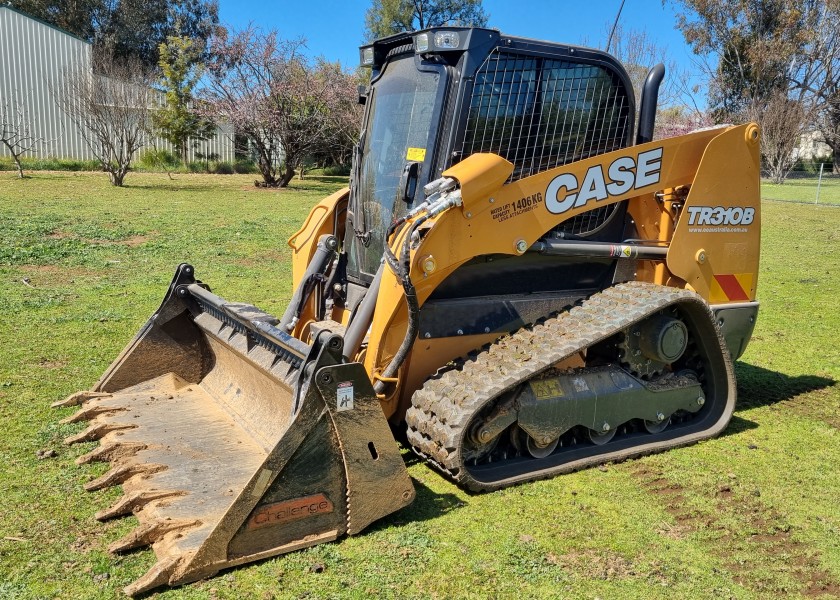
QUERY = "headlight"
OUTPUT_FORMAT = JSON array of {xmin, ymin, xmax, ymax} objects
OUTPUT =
[
  {"xmin": 434, "ymin": 31, "xmax": 460, "ymax": 49},
  {"xmin": 415, "ymin": 33, "xmax": 430, "ymax": 53}
]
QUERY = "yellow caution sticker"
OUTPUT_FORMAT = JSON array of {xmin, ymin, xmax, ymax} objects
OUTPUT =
[
  {"xmin": 406, "ymin": 147, "xmax": 427, "ymax": 162},
  {"xmin": 530, "ymin": 379, "xmax": 563, "ymax": 400}
]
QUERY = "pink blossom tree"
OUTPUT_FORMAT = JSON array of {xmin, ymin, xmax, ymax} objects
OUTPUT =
[{"xmin": 202, "ymin": 27, "xmax": 361, "ymax": 187}]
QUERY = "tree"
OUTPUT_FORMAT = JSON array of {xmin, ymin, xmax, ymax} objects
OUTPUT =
[
  {"xmin": 8, "ymin": 0, "xmax": 219, "ymax": 67},
  {"xmin": 364, "ymin": 0, "xmax": 488, "ymax": 41},
  {"xmin": 153, "ymin": 34, "xmax": 215, "ymax": 162},
  {"xmin": 55, "ymin": 53, "xmax": 153, "ymax": 186},
  {"xmin": 303, "ymin": 63, "xmax": 364, "ymax": 174},
  {"xmin": 655, "ymin": 105, "xmax": 713, "ymax": 139},
  {"xmin": 788, "ymin": 1, "xmax": 840, "ymax": 173},
  {"xmin": 602, "ymin": 23, "xmax": 703, "ymax": 135},
  {"xmin": 202, "ymin": 27, "xmax": 360, "ymax": 188},
  {"xmin": 0, "ymin": 94, "xmax": 44, "ymax": 178},
  {"xmin": 671, "ymin": 0, "xmax": 819, "ymax": 181},
  {"xmin": 749, "ymin": 91, "xmax": 809, "ymax": 183},
  {"xmin": 672, "ymin": 0, "xmax": 809, "ymax": 121}
]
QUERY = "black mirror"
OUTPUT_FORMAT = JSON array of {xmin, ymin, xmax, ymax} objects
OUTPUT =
[{"xmin": 358, "ymin": 84, "xmax": 368, "ymax": 105}]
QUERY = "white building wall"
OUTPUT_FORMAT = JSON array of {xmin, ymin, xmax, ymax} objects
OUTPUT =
[
  {"xmin": 0, "ymin": 6, "xmax": 235, "ymax": 162},
  {"xmin": 0, "ymin": 5, "xmax": 93, "ymax": 159}
]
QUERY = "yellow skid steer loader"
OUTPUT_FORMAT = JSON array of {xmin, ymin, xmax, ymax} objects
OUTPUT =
[{"xmin": 55, "ymin": 27, "xmax": 760, "ymax": 595}]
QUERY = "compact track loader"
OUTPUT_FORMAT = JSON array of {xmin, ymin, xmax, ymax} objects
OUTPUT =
[{"xmin": 55, "ymin": 27, "xmax": 761, "ymax": 595}]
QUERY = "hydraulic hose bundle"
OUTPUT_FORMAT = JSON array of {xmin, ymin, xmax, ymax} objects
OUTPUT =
[{"xmin": 372, "ymin": 177, "xmax": 462, "ymax": 395}]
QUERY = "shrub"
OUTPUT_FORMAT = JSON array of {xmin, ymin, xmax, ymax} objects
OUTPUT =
[
  {"xmin": 233, "ymin": 159, "xmax": 257, "ymax": 174},
  {"xmin": 212, "ymin": 161, "xmax": 234, "ymax": 175},
  {"xmin": 138, "ymin": 149, "xmax": 181, "ymax": 171},
  {"xmin": 323, "ymin": 164, "xmax": 351, "ymax": 176},
  {"xmin": 0, "ymin": 157, "xmax": 101, "ymax": 172}
]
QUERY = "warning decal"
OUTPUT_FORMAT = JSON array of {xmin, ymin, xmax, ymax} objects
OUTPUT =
[
  {"xmin": 530, "ymin": 378, "xmax": 563, "ymax": 400},
  {"xmin": 710, "ymin": 273, "xmax": 753, "ymax": 303},
  {"xmin": 406, "ymin": 147, "xmax": 426, "ymax": 161},
  {"xmin": 337, "ymin": 381, "xmax": 354, "ymax": 411}
]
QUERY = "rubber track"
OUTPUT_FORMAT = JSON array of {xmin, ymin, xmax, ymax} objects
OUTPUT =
[{"xmin": 406, "ymin": 281, "xmax": 731, "ymax": 492}]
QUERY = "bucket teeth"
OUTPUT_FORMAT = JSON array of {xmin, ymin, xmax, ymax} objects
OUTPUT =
[
  {"xmin": 63, "ymin": 421, "xmax": 135, "ymax": 445},
  {"xmin": 123, "ymin": 555, "xmax": 185, "ymax": 598},
  {"xmin": 84, "ymin": 463, "xmax": 166, "ymax": 492},
  {"xmin": 108, "ymin": 519, "xmax": 200, "ymax": 553},
  {"xmin": 61, "ymin": 403, "xmax": 124, "ymax": 424},
  {"xmin": 95, "ymin": 490, "xmax": 184, "ymax": 521},
  {"xmin": 51, "ymin": 390, "xmax": 110, "ymax": 408},
  {"xmin": 75, "ymin": 441, "xmax": 147, "ymax": 465}
]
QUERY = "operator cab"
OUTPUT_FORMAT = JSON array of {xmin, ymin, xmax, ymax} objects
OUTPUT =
[{"xmin": 346, "ymin": 27, "xmax": 637, "ymax": 286}]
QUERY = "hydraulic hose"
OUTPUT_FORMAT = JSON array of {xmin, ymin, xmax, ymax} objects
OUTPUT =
[{"xmin": 372, "ymin": 216, "xmax": 427, "ymax": 395}]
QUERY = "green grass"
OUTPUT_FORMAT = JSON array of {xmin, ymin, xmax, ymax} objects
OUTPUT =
[
  {"xmin": 762, "ymin": 176, "xmax": 840, "ymax": 205},
  {"xmin": 1, "ymin": 173, "xmax": 838, "ymax": 599}
]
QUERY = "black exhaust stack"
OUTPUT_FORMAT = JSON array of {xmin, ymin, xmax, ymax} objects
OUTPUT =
[{"xmin": 636, "ymin": 63, "xmax": 665, "ymax": 145}]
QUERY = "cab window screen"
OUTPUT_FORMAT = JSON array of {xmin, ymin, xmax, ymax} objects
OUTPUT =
[{"xmin": 462, "ymin": 51, "xmax": 632, "ymax": 182}]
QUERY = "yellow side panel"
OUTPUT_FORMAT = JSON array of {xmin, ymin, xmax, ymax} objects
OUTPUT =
[
  {"xmin": 287, "ymin": 188, "xmax": 348, "ymax": 288},
  {"xmin": 666, "ymin": 125, "xmax": 761, "ymax": 302}
]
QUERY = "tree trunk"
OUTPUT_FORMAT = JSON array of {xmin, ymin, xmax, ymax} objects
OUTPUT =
[
  {"xmin": 109, "ymin": 167, "xmax": 127, "ymax": 186},
  {"xmin": 256, "ymin": 161, "xmax": 277, "ymax": 186},
  {"xmin": 1, "ymin": 141, "xmax": 25, "ymax": 178},
  {"xmin": 277, "ymin": 162, "xmax": 295, "ymax": 187},
  {"xmin": 13, "ymin": 155, "xmax": 24, "ymax": 179},
  {"xmin": 254, "ymin": 144, "xmax": 279, "ymax": 187}
]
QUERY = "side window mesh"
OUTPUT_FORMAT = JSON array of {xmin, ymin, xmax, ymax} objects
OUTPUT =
[{"xmin": 461, "ymin": 50, "xmax": 632, "ymax": 183}]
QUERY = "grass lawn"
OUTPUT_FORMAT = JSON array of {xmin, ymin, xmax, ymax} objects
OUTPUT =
[
  {"xmin": 762, "ymin": 176, "xmax": 840, "ymax": 205},
  {"xmin": 1, "ymin": 172, "xmax": 838, "ymax": 599}
]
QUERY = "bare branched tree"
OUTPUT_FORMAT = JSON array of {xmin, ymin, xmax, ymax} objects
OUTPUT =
[
  {"xmin": 54, "ymin": 53, "xmax": 152, "ymax": 186},
  {"xmin": 749, "ymin": 92, "xmax": 810, "ymax": 184},
  {"xmin": 607, "ymin": 24, "xmax": 684, "ymax": 110},
  {"xmin": 0, "ymin": 95, "xmax": 43, "ymax": 178},
  {"xmin": 592, "ymin": 23, "xmax": 709, "ymax": 139}
]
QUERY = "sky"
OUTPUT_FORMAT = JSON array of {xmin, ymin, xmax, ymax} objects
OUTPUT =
[{"xmin": 216, "ymin": 0, "xmax": 702, "ymax": 75}]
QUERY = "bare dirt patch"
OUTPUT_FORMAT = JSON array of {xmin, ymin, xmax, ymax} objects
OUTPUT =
[
  {"xmin": 631, "ymin": 465, "xmax": 840, "ymax": 596},
  {"xmin": 19, "ymin": 265, "xmax": 108, "ymax": 286},
  {"xmin": 551, "ymin": 549, "xmax": 637, "ymax": 580},
  {"xmin": 38, "ymin": 358, "xmax": 68, "ymax": 369},
  {"xmin": 121, "ymin": 235, "xmax": 149, "ymax": 247}
]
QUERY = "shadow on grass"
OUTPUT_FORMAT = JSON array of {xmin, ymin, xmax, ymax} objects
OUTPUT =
[
  {"xmin": 734, "ymin": 362, "xmax": 836, "ymax": 410},
  {"xmin": 369, "ymin": 477, "xmax": 465, "ymax": 534},
  {"xmin": 123, "ymin": 182, "xmax": 216, "ymax": 191},
  {"xmin": 722, "ymin": 414, "xmax": 759, "ymax": 436},
  {"xmin": 298, "ymin": 175, "xmax": 349, "ymax": 185}
]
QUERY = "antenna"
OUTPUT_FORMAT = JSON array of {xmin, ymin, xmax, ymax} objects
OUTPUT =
[{"xmin": 606, "ymin": 0, "xmax": 627, "ymax": 54}]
